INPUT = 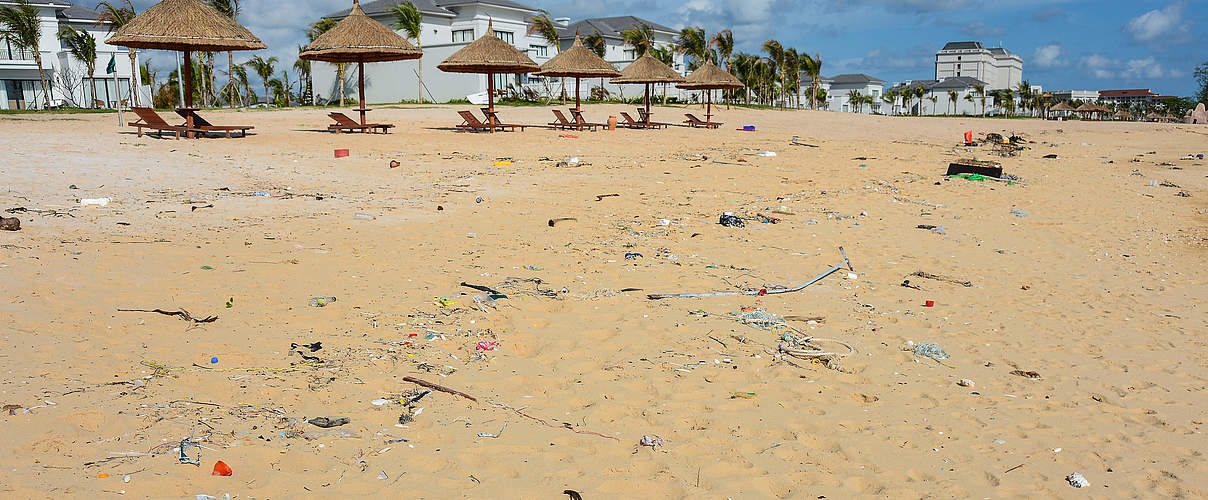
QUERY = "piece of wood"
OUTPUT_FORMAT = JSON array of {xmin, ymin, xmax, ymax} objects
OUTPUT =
[{"xmin": 403, "ymin": 376, "xmax": 476, "ymax": 402}]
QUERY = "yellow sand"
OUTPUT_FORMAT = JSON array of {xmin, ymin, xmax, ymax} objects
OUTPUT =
[{"xmin": 0, "ymin": 104, "xmax": 1205, "ymax": 499}]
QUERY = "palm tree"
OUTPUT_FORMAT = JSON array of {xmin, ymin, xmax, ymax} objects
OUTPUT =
[
  {"xmin": 58, "ymin": 26, "xmax": 98, "ymax": 107},
  {"xmin": 799, "ymin": 52, "xmax": 821, "ymax": 110},
  {"xmin": 388, "ymin": 1, "xmax": 424, "ymax": 104},
  {"xmin": 927, "ymin": 94, "xmax": 937, "ymax": 115},
  {"xmin": 946, "ymin": 89, "xmax": 958, "ymax": 115},
  {"xmin": 731, "ymin": 52, "xmax": 755, "ymax": 104},
  {"xmin": 526, "ymin": 11, "xmax": 561, "ymax": 102},
  {"xmin": 783, "ymin": 48, "xmax": 799, "ymax": 108},
  {"xmin": 710, "ymin": 30, "xmax": 733, "ymax": 106},
  {"xmin": 208, "ymin": 0, "xmax": 239, "ymax": 107},
  {"xmin": 1015, "ymin": 81, "xmax": 1031, "ymax": 116},
  {"xmin": 1, "ymin": 1, "xmax": 50, "ymax": 108},
  {"xmin": 96, "ymin": 1, "xmax": 140, "ymax": 106},
  {"xmin": 881, "ymin": 89, "xmax": 896, "ymax": 115},
  {"xmin": 620, "ymin": 23, "xmax": 653, "ymax": 57},
  {"xmin": 964, "ymin": 93, "xmax": 975, "ymax": 115},
  {"xmin": 278, "ymin": 69, "xmax": 292, "ymax": 106},
  {"xmin": 761, "ymin": 40, "xmax": 784, "ymax": 107},
  {"xmin": 293, "ymin": 45, "xmax": 311, "ymax": 105},
  {"xmin": 246, "ymin": 55, "xmax": 277, "ymax": 106},
  {"xmin": 676, "ymin": 26, "xmax": 708, "ymax": 70},
  {"xmin": 139, "ymin": 58, "xmax": 157, "ymax": 95},
  {"xmin": 972, "ymin": 83, "xmax": 986, "ymax": 117},
  {"xmin": 846, "ymin": 90, "xmax": 861, "ymax": 113},
  {"xmin": 232, "ymin": 63, "xmax": 251, "ymax": 105},
  {"xmin": 309, "ymin": 18, "xmax": 340, "ymax": 104},
  {"xmin": 650, "ymin": 44, "xmax": 676, "ymax": 104},
  {"xmin": 581, "ymin": 30, "xmax": 607, "ymax": 96}
]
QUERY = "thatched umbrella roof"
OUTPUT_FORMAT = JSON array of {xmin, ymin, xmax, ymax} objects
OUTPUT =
[
  {"xmin": 300, "ymin": 1, "xmax": 421, "ymax": 63},
  {"xmin": 1050, "ymin": 101, "xmax": 1076, "ymax": 112},
  {"xmin": 536, "ymin": 34, "xmax": 619, "ymax": 78},
  {"xmin": 1116, "ymin": 110, "xmax": 1134, "ymax": 120},
  {"xmin": 1145, "ymin": 112, "xmax": 1163, "ymax": 120},
  {"xmin": 612, "ymin": 52, "xmax": 684, "ymax": 84},
  {"xmin": 677, "ymin": 61, "xmax": 742, "ymax": 90},
  {"xmin": 105, "ymin": 0, "xmax": 264, "ymax": 52},
  {"xmin": 437, "ymin": 20, "xmax": 537, "ymax": 74}
]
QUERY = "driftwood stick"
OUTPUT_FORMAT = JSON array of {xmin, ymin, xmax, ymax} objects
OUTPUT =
[{"xmin": 402, "ymin": 376, "xmax": 477, "ymax": 402}]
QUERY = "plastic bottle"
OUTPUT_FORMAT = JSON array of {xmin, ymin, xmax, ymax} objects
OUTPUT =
[{"xmin": 309, "ymin": 296, "xmax": 337, "ymax": 307}]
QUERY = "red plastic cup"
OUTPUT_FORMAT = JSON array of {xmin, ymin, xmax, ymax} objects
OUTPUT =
[
  {"xmin": 924, "ymin": 300, "xmax": 935, "ymax": 307},
  {"xmin": 334, "ymin": 149, "xmax": 350, "ymax": 158},
  {"xmin": 212, "ymin": 461, "xmax": 232, "ymax": 476}
]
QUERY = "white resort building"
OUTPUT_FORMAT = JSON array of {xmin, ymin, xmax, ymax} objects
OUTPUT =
[
  {"xmin": 935, "ymin": 41, "xmax": 1021, "ymax": 91},
  {"xmin": 817, "ymin": 73, "xmax": 884, "ymax": 114},
  {"xmin": 311, "ymin": 3, "xmax": 690, "ymax": 105},
  {"xmin": 0, "ymin": 1, "xmax": 143, "ymax": 110}
]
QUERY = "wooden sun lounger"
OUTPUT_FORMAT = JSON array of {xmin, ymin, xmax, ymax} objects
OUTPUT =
[
  {"xmin": 568, "ymin": 109, "xmax": 603, "ymax": 130},
  {"xmin": 684, "ymin": 113, "xmax": 721, "ymax": 129},
  {"xmin": 328, "ymin": 112, "xmax": 394, "ymax": 134},
  {"xmin": 128, "ymin": 107, "xmax": 201, "ymax": 139},
  {"xmin": 637, "ymin": 109, "xmax": 671, "ymax": 128},
  {"xmin": 175, "ymin": 109, "xmax": 254, "ymax": 138},
  {"xmin": 619, "ymin": 112, "xmax": 649, "ymax": 129},
  {"xmin": 548, "ymin": 109, "xmax": 579, "ymax": 130},
  {"xmin": 456, "ymin": 110, "xmax": 525, "ymax": 132}
]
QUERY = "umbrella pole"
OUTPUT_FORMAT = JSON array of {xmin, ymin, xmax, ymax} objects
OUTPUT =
[
  {"xmin": 487, "ymin": 72, "xmax": 495, "ymax": 133},
  {"xmin": 182, "ymin": 50, "xmax": 194, "ymax": 138},
  {"xmin": 645, "ymin": 83, "xmax": 650, "ymax": 125},
  {"xmin": 575, "ymin": 77, "xmax": 580, "ymax": 112},
  {"xmin": 357, "ymin": 61, "xmax": 366, "ymax": 128},
  {"xmin": 706, "ymin": 90, "xmax": 712, "ymax": 125}
]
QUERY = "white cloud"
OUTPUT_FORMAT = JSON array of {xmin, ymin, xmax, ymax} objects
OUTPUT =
[
  {"xmin": 1079, "ymin": 54, "xmax": 1184, "ymax": 80},
  {"xmin": 961, "ymin": 22, "xmax": 1004, "ymax": 38},
  {"xmin": 1125, "ymin": 1, "xmax": 1192, "ymax": 45},
  {"xmin": 1032, "ymin": 44, "xmax": 1065, "ymax": 68}
]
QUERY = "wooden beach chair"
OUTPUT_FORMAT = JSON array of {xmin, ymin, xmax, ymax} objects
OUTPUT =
[
  {"xmin": 456, "ymin": 110, "xmax": 525, "ymax": 132},
  {"xmin": 637, "ymin": 108, "xmax": 671, "ymax": 128},
  {"xmin": 548, "ymin": 109, "xmax": 578, "ymax": 130},
  {"xmin": 328, "ymin": 112, "xmax": 394, "ymax": 134},
  {"xmin": 128, "ymin": 107, "xmax": 200, "ymax": 139},
  {"xmin": 175, "ymin": 109, "xmax": 254, "ymax": 138},
  {"xmin": 684, "ymin": 113, "xmax": 721, "ymax": 129},
  {"xmin": 568, "ymin": 109, "xmax": 603, "ymax": 131},
  {"xmin": 618, "ymin": 112, "xmax": 648, "ymax": 129}
]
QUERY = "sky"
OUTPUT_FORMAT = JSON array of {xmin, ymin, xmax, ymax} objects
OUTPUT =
[{"xmin": 131, "ymin": 0, "xmax": 1207, "ymax": 96}]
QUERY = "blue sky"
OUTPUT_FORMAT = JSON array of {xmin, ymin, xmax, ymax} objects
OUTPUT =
[{"xmin": 132, "ymin": 0, "xmax": 1206, "ymax": 96}]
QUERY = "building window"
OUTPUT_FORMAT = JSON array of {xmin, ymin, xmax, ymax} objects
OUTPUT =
[
  {"xmin": 530, "ymin": 44, "xmax": 547, "ymax": 57},
  {"xmin": 0, "ymin": 36, "xmax": 33, "ymax": 61},
  {"xmin": 452, "ymin": 29, "xmax": 474, "ymax": 43},
  {"xmin": 495, "ymin": 30, "xmax": 514, "ymax": 44},
  {"xmin": 623, "ymin": 49, "xmax": 637, "ymax": 60},
  {"xmin": 82, "ymin": 77, "xmax": 131, "ymax": 108}
]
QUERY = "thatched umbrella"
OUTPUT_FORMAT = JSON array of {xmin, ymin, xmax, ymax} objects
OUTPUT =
[
  {"xmin": 300, "ymin": 0, "xmax": 422, "ymax": 127},
  {"xmin": 676, "ymin": 60, "xmax": 743, "ymax": 127},
  {"xmin": 105, "ymin": 0, "xmax": 263, "ymax": 134},
  {"xmin": 535, "ymin": 33, "xmax": 619, "ymax": 111},
  {"xmin": 437, "ymin": 20, "xmax": 537, "ymax": 126},
  {"xmin": 1116, "ymin": 110, "xmax": 1134, "ymax": 121},
  {"xmin": 611, "ymin": 52, "xmax": 684, "ymax": 123},
  {"xmin": 1050, "ymin": 101, "xmax": 1076, "ymax": 112}
]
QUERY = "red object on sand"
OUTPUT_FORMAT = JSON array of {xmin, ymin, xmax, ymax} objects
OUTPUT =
[
  {"xmin": 964, "ymin": 131, "xmax": 972, "ymax": 143},
  {"xmin": 924, "ymin": 300, "xmax": 935, "ymax": 307},
  {"xmin": 212, "ymin": 461, "xmax": 232, "ymax": 476},
  {"xmin": 334, "ymin": 149, "xmax": 350, "ymax": 158}
]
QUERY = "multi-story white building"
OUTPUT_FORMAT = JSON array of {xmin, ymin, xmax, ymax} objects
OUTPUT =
[
  {"xmin": 935, "ymin": 41, "xmax": 1021, "ymax": 91},
  {"xmin": 1050, "ymin": 89, "xmax": 1100, "ymax": 103},
  {"xmin": 314, "ymin": 0, "xmax": 551, "ymax": 104},
  {"xmin": 0, "ymin": 1, "xmax": 142, "ymax": 110},
  {"xmin": 552, "ymin": 16, "xmax": 686, "ymax": 101},
  {"xmin": 819, "ymin": 73, "xmax": 884, "ymax": 114}
]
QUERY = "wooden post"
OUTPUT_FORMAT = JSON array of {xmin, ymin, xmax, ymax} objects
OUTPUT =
[
  {"xmin": 182, "ymin": 50, "xmax": 194, "ymax": 138},
  {"xmin": 357, "ymin": 60, "xmax": 367, "ymax": 128},
  {"xmin": 487, "ymin": 72, "xmax": 495, "ymax": 132}
]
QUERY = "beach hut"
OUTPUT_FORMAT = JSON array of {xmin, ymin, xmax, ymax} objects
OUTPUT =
[
  {"xmin": 676, "ymin": 60, "xmax": 743, "ymax": 128},
  {"xmin": 611, "ymin": 52, "xmax": 684, "ymax": 127},
  {"xmin": 1049, "ymin": 101, "xmax": 1075, "ymax": 120},
  {"xmin": 300, "ymin": 0, "xmax": 422, "ymax": 132},
  {"xmin": 105, "ymin": 0, "xmax": 264, "ymax": 137},
  {"xmin": 1075, "ymin": 102, "xmax": 1108, "ymax": 121},
  {"xmin": 536, "ymin": 33, "xmax": 619, "ymax": 112},
  {"xmin": 1114, "ymin": 110, "xmax": 1134, "ymax": 121},
  {"xmin": 437, "ymin": 20, "xmax": 537, "ymax": 130}
]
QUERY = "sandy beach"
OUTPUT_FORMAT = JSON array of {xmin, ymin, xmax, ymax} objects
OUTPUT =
[{"xmin": 0, "ymin": 104, "xmax": 1205, "ymax": 499}]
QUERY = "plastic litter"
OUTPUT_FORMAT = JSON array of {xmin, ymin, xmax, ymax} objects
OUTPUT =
[
  {"xmin": 353, "ymin": 213, "xmax": 376, "ymax": 220},
  {"xmin": 930, "ymin": 225, "xmax": 947, "ymax": 235},
  {"xmin": 739, "ymin": 308, "xmax": 787, "ymax": 329},
  {"xmin": 308, "ymin": 296, "xmax": 337, "ymax": 307},
  {"xmin": 913, "ymin": 343, "xmax": 949, "ymax": 360},
  {"xmin": 79, "ymin": 197, "xmax": 112, "ymax": 207},
  {"xmin": 1010, "ymin": 209, "xmax": 1028, "ymax": 217},
  {"xmin": 252, "ymin": 192, "xmax": 271, "ymax": 197},
  {"xmin": 719, "ymin": 214, "xmax": 744, "ymax": 227},
  {"xmin": 1066, "ymin": 472, "xmax": 1090, "ymax": 488},
  {"xmin": 755, "ymin": 151, "xmax": 776, "ymax": 157},
  {"xmin": 211, "ymin": 461, "xmax": 232, "ymax": 476},
  {"xmin": 477, "ymin": 424, "xmax": 506, "ymax": 438},
  {"xmin": 624, "ymin": 252, "xmax": 643, "ymax": 260}
]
